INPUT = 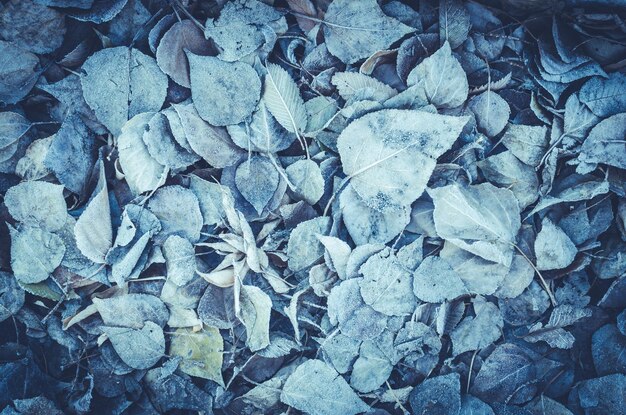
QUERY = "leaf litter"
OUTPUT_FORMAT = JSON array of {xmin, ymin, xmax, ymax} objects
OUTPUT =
[{"xmin": 1, "ymin": 0, "xmax": 626, "ymax": 414}]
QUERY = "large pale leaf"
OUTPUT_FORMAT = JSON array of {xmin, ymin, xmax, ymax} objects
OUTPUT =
[
  {"xmin": 407, "ymin": 42, "xmax": 468, "ymax": 108},
  {"xmin": 237, "ymin": 284, "xmax": 272, "ymax": 352},
  {"xmin": 534, "ymin": 218, "xmax": 577, "ymax": 271},
  {"xmin": 93, "ymin": 293, "xmax": 169, "ymax": 329},
  {"xmin": 287, "ymin": 217, "xmax": 331, "ymax": 272},
  {"xmin": 428, "ymin": 183, "xmax": 521, "ymax": 266},
  {"xmin": 263, "ymin": 63, "xmax": 307, "ymax": 134},
  {"xmin": 169, "ymin": 327, "xmax": 224, "ymax": 386},
  {"xmin": 577, "ymin": 113, "xmax": 626, "ymax": 174},
  {"xmin": 285, "ymin": 159, "xmax": 324, "ymax": 205},
  {"xmin": 501, "ymin": 124, "xmax": 548, "ymax": 167},
  {"xmin": 340, "ymin": 184, "xmax": 411, "ymax": 245},
  {"xmin": 102, "ymin": 321, "xmax": 165, "ymax": 370},
  {"xmin": 439, "ymin": 0, "xmax": 470, "ymax": 49},
  {"xmin": 358, "ymin": 247, "xmax": 417, "ymax": 316},
  {"xmin": 75, "ymin": 162, "xmax": 112, "ymax": 263},
  {"xmin": 235, "ymin": 155, "xmax": 279, "ymax": 215},
  {"xmin": 579, "ymin": 72, "xmax": 626, "ymax": 118},
  {"xmin": 0, "ymin": 112, "xmax": 31, "ymax": 149},
  {"xmin": 5, "ymin": 181, "xmax": 66, "ymax": 232},
  {"xmin": 413, "ymin": 256, "xmax": 468, "ymax": 303},
  {"xmin": 81, "ymin": 47, "xmax": 168, "ymax": 135},
  {"xmin": 450, "ymin": 298, "xmax": 503, "ymax": 355},
  {"xmin": 280, "ymin": 359, "xmax": 369, "ymax": 415},
  {"xmin": 44, "ymin": 112, "xmax": 96, "ymax": 194},
  {"xmin": 337, "ymin": 109, "xmax": 468, "ymax": 212},
  {"xmin": 146, "ymin": 185, "xmax": 203, "ymax": 244},
  {"xmin": 10, "ymin": 225, "xmax": 65, "ymax": 284},
  {"xmin": 171, "ymin": 103, "xmax": 243, "ymax": 168},
  {"xmin": 117, "ymin": 113, "xmax": 168, "ymax": 195},
  {"xmin": 323, "ymin": 0, "xmax": 413, "ymax": 64},
  {"xmin": 187, "ymin": 53, "xmax": 261, "ymax": 126}
]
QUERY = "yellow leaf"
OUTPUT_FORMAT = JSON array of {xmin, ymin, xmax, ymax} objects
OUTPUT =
[{"xmin": 169, "ymin": 326, "xmax": 224, "ymax": 386}]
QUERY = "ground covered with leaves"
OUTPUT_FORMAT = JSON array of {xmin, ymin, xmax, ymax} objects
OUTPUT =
[{"xmin": 1, "ymin": 0, "xmax": 626, "ymax": 414}]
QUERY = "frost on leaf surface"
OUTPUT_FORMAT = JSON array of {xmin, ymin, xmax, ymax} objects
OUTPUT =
[
  {"xmin": 81, "ymin": 47, "xmax": 167, "ymax": 135},
  {"xmin": 280, "ymin": 359, "xmax": 369, "ymax": 415},
  {"xmin": 323, "ymin": 0, "xmax": 413, "ymax": 65},
  {"xmin": 337, "ymin": 109, "xmax": 468, "ymax": 212},
  {"xmin": 3, "ymin": 1, "xmax": 626, "ymax": 413},
  {"xmin": 428, "ymin": 183, "xmax": 521, "ymax": 266},
  {"xmin": 187, "ymin": 54, "xmax": 261, "ymax": 126}
]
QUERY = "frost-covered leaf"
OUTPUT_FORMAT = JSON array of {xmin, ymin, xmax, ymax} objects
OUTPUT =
[
  {"xmin": 450, "ymin": 298, "xmax": 503, "ymax": 355},
  {"xmin": 263, "ymin": 63, "xmax": 307, "ymax": 134},
  {"xmin": 171, "ymin": 103, "xmax": 243, "ymax": 168},
  {"xmin": 10, "ymin": 226, "xmax": 65, "ymax": 284},
  {"xmin": 407, "ymin": 42, "xmax": 468, "ymax": 108},
  {"xmin": 163, "ymin": 235, "xmax": 196, "ymax": 287},
  {"xmin": 169, "ymin": 327, "xmax": 224, "ymax": 386},
  {"xmin": 204, "ymin": 0, "xmax": 283, "ymax": 62},
  {"xmin": 592, "ymin": 324, "xmax": 626, "ymax": 376},
  {"xmin": 526, "ymin": 305, "xmax": 591, "ymax": 349},
  {"xmin": 117, "ymin": 113, "xmax": 168, "ymax": 195},
  {"xmin": 75, "ymin": 163, "xmax": 112, "ymax": 264},
  {"xmin": 0, "ymin": 272, "xmax": 25, "ymax": 323},
  {"xmin": 501, "ymin": 124, "xmax": 548, "ymax": 167},
  {"xmin": 409, "ymin": 373, "xmax": 461, "ymax": 415},
  {"xmin": 413, "ymin": 256, "xmax": 468, "ymax": 303},
  {"xmin": 439, "ymin": 0, "xmax": 470, "ymax": 49},
  {"xmin": 0, "ymin": 40, "xmax": 39, "ymax": 106},
  {"xmin": 576, "ymin": 113, "xmax": 626, "ymax": 174},
  {"xmin": 280, "ymin": 359, "xmax": 369, "ymax": 415},
  {"xmin": 323, "ymin": 0, "xmax": 413, "ymax": 64},
  {"xmin": 286, "ymin": 159, "xmax": 324, "ymax": 205},
  {"xmin": 93, "ymin": 294, "xmax": 169, "ymax": 329},
  {"xmin": 535, "ymin": 218, "xmax": 577, "ymax": 271},
  {"xmin": 227, "ymin": 102, "xmax": 296, "ymax": 153},
  {"xmin": 237, "ymin": 284, "xmax": 272, "ymax": 352},
  {"xmin": 187, "ymin": 54, "xmax": 261, "ymax": 126},
  {"xmin": 468, "ymin": 91, "xmax": 510, "ymax": 137},
  {"xmin": 0, "ymin": 0, "xmax": 65, "ymax": 54},
  {"xmin": 358, "ymin": 248, "xmax": 416, "ymax": 316},
  {"xmin": 156, "ymin": 20, "xmax": 213, "ymax": 88},
  {"xmin": 579, "ymin": 72, "xmax": 626, "ymax": 118},
  {"xmin": 45, "ymin": 112, "xmax": 96, "ymax": 194},
  {"xmin": 439, "ymin": 243, "xmax": 508, "ymax": 296},
  {"xmin": 0, "ymin": 112, "xmax": 31, "ymax": 150},
  {"xmin": 102, "ymin": 321, "xmax": 164, "ymax": 370},
  {"xmin": 428, "ymin": 183, "xmax": 521, "ymax": 266},
  {"xmin": 350, "ymin": 341, "xmax": 393, "ymax": 393},
  {"xmin": 471, "ymin": 343, "xmax": 560, "ymax": 404},
  {"xmin": 147, "ymin": 185, "xmax": 203, "ymax": 244},
  {"xmin": 287, "ymin": 217, "xmax": 331, "ymax": 272},
  {"xmin": 189, "ymin": 176, "xmax": 229, "ymax": 226},
  {"xmin": 235, "ymin": 155, "xmax": 279, "ymax": 215},
  {"xmin": 527, "ymin": 177, "xmax": 609, "ymax": 218},
  {"xmin": 340, "ymin": 183, "xmax": 411, "ymax": 245},
  {"xmin": 317, "ymin": 235, "xmax": 351, "ymax": 279},
  {"xmin": 571, "ymin": 374, "xmax": 626, "ymax": 415},
  {"xmin": 478, "ymin": 151, "xmax": 538, "ymax": 209},
  {"xmin": 327, "ymin": 278, "xmax": 388, "ymax": 340},
  {"xmin": 331, "ymin": 72, "xmax": 397, "ymax": 101},
  {"xmin": 197, "ymin": 284, "xmax": 236, "ymax": 330},
  {"xmin": 142, "ymin": 112, "xmax": 200, "ymax": 171},
  {"xmin": 337, "ymin": 109, "xmax": 468, "ymax": 212},
  {"xmin": 5, "ymin": 181, "xmax": 66, "ymax": 232},
  {"xmin": 81, "ymin": 47, "xmax": 168, "ymax": 135}
]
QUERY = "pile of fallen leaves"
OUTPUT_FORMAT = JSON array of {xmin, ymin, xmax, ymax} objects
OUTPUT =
[{"xmin": 1, "ymin": 0, "xmax": 626, "ymax": 414}]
